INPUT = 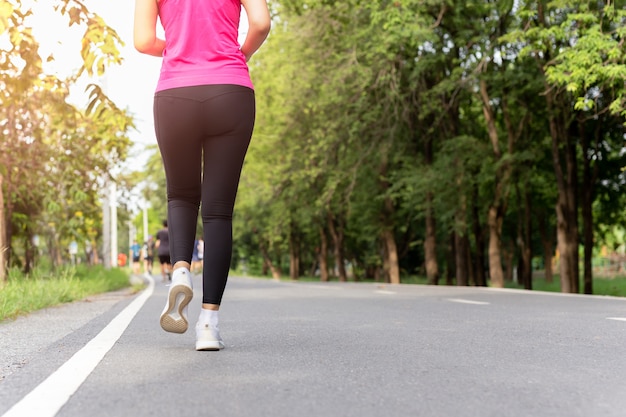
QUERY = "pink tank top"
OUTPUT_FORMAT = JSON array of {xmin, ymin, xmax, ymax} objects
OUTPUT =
[{"xmin": 156, "ymin": 0, "xmax": 253, "ymax": 92}]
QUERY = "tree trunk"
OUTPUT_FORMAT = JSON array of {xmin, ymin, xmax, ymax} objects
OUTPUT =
[
  {"xmin": 522, "ymin": 218, "xmax": 532, "ymax": 289},
  {"xmin": 381, "ymin": 192, "xmax": 400, "ymax": 284},
  {"xmin": 258, "ymin": 238, "xmax": 281, "ymax": 279},
  {"xmin": 423, "ymin": 134, "xmax": 439, "ymax": 285},
  {"xmin": 454, "ymin": 166, "xmax": 469, "ymax": 286},
  {"xmin": 580, "ymin": 118, "xmax": 597, "ymax": 295},
  {"xmin": 487, "ymin": 205, "xmax": 504, "ymax": 287},
  {"xmin": 517, "ymin": 187, "xmax": 533, "ymax": 290},
  {"xmin": 318, "ymin": 225, "xmax": 329, "ymax": 282},
  {"xmin": 24, "ymin": 230, "xmax": 35, "ymax": 274},
  {"xmin": 424, "ymin": 193, "xmax": 439, "ymax": 285},
  {"xmin": 542, "ymin": 67, "xmax": 579, "ymax": 293},
  {"xmin": 0, "ymin": 174, "xmax": 6, "ymax": 282},
  {"xmin": 47, "ymin": 233, "xmax": 59, "ymax": 269},
  {"xmin": 446, "ymin": 233, "xmax": 455, "ymax": 285},
  {"xmin": 455, "ymin": 231, "xmax": 468, "ymax": 286},
  {"xmin": 552, "ymin": 133, "xmax": 579, "ymax": 293},
  {"xmin": 466, "ymin": 238, "xmax": 475, "ymax": 286},
  {"xmin": 479, "ymin": 79, "xmax": 512, "ymax": 289},
  {"xmin": 382, "ymin": 227, "xmax": 400, "ymax": 284},
  {"xmin": 552, "ymin": 137, "xmax": 579, "ymax": 294},
  {"xmin": 555, "ymin": 197, "xmax": 578, "ymax": 293},
  {"xmin": 472, "ymin": 185, "xmax": 487, "ymax": 286},
  {"xmin": 327, "ymin": 212, "xmax": 347, "ymax": 282},
  {"xmin": 289, "ymin": 228, "xmax": 300, "ymax": 280}
]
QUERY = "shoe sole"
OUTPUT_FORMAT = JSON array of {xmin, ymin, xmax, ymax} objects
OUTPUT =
[
  {"xmin": 160, "ymin": 284, "xmax": 193, "ymax": 333},
  {"xmin": 195, "ymin": 340, "xmax": 224, "ymax": 351}
]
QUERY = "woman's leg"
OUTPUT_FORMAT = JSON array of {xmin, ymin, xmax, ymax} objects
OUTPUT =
[
  {"xmin": 153, "ymin": 88, "xmax": 204, "ymax": 266},
  {"xmin": 200, "ymin": 85, "xmax": 255, "ymax": 308},
  {"xmin": 154, "ymin": 88, "xmax": 206, "ymax": 333}
]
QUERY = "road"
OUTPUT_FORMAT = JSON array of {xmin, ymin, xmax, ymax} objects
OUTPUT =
[{"xmin": 1, "ymin": 275, "xmax": 626, "ymax": 417}]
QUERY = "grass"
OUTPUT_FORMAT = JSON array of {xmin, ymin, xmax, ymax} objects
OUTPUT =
[
  {"xmin": 0, "ymin": 264, "xmax": 133, "ymax": 322},
  {"xmin": 586, "ymin": 277, "xmax": 626, "ymax": 297},
  {"xmin": 245, "ymin": 270, "xmax": 626, "ymax": 298},
  {"xmin": 505, "ymin": 274, "xmax": 626, "ymax": 297}
]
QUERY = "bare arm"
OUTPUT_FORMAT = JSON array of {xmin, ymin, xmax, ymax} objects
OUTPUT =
[
  {"xmin": 133, "ymin": 0, "xmax": 165, "ymax": 56},
  {"xmin": 240, "ymin": 0, "xmax": 271, "ymax": 62}
]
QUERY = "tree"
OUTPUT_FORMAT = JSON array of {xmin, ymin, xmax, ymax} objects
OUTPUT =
[
  {"xmin": 506, "ymin": 0, "xmax": 626, "ymax": 292},
  {"xmin": 0, "ymin": 0, "xmax": 131, "ymax": 279},
  {"xmin": 234, "ymin": 0, "xmax": 626, "ymax": 294}
]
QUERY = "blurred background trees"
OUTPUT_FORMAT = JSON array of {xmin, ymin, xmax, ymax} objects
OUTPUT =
[
  {"xmin": 236, "ymin": 0, "xmax": 626, "ymax": 293},
  {"xmin": 2, "ymin": 0, "xmax": 625, "ymax": 295}
]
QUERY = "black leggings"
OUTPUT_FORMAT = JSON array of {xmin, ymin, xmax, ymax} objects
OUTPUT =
[{"xmin": 154, "ymin": 84, "xmax": 255, "ymax": 305}]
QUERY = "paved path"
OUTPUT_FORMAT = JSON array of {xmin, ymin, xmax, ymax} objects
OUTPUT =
[{"xmin": 1, "ymin": 275, "xmax": 626, "ymax": 417}]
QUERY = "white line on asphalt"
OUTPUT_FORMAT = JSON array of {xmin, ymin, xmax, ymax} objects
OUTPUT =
[
  {"xmin": 1, "ymin": 275, "xmax": 155, "ymax": 417},
  {"xmin": 447, "ymin": 298, "xmax": 490, "ymax": 305},
  {"xmin": 606, "ymin": 317, "xmax": 626, "ymax": 322},
  {"xmin": 376, "ymin": 290, "xmax": 396, "ymax": 295}
]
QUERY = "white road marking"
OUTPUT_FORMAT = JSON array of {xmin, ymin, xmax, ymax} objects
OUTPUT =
[
  {"xmin": 376, "ymin": 290, "xmax": 396, "ymax": 295},
  {"xmin": 606, "ymin": 317, "xmax": 626, "ymax": 322},
  {"xmin": 447, "ymin": 298, "xmax": 490, "ymax": 305},
  {"xmin": 2, "ymin": 275, "xmax": 155, "ymax": 417}
]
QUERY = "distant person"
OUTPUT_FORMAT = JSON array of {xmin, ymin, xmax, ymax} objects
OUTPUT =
[
  {"xmin": 134, "ymin": 0, "xmax": 270, "ymax": 350},
  {"xmin": 68, "ymin": 240, "xmax": 78, "ymax": 265},
  {"xmin": 155, "ymin": 220, "xmax": 172, "ymax": 283},
  {"xmin": 143, "ymin": 235, "xmax": 155, "ymax": 275},
  {"xmin": 130, "ymin": 239, "xmax": 142, "ymax": 274},
  {"xmin": 117, "ymin": 252, "xmax": 128, "ymax": 268},
  {"xmin": 196, "ymin": 238, "xmax": 204, "ymax": 272},
  {"xmin": 191, "ymin": 236, "xmax": 202, "ymax": 273}
]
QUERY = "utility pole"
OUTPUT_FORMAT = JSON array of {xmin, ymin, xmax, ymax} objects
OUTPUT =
[
  {"xmin": 102, "ymin": 181, "xmax": 110, "ymax": 268},
  {"xmin": 0, "ymin": 174, "xmax": 6, "ymax": 282},
  {"xmin": 143, "ymin": 204, "xmax": 149, "ymax": 242},
  {"xmin": 110, "ymin": 182, "xmax": 118, "ymax": 268}
]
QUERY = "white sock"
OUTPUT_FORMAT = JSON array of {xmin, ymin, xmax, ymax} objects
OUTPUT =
[
  {"xmin": 171, "ymin": 267, "xmax": 192, "ymax": 288},
  {"xmin": 198, "ymin": 309, "xmax": 219, "ymax": 327},
  {"xmin": 173, "ymin": 267, "xmax": 189, "ymax": 276}
]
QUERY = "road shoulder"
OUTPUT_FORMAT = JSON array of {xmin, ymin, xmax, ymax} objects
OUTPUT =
[{"xmin": 0, "ymin": 287, "xmax": 136, "ymax": 382}]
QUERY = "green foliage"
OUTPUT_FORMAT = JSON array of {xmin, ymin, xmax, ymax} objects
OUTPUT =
[
  {"xmin": 233, "ymin": 0, "xmax": 626, "ymax": 289},
  {"xmin": 1, "ymin": 0, "xmax": 133, "ymax": 274},
  {"xmin": 504, "ymin": 0, "xmax": 626, "ymax": 119}
]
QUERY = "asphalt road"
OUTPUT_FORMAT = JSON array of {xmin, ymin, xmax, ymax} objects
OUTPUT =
[{"xmin": 1, "ymin": 275, "xmax": 626, "ymax": 417}]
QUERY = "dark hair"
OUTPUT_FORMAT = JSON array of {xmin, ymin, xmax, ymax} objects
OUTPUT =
[{"xmin": 163, "ymin": 219, "xmax": 168, "ymax": 227}]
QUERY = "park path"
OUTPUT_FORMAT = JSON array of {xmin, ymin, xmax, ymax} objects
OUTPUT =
[{"xmin": 2, "ymin": 275, "xmax": 626, "ymax": 417}]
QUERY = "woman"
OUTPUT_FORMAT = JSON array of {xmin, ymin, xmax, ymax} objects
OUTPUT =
[
  {"xmin": 134, "ymin": 0, "xmax": 270, "ymax": 351},
  {"xmin": 155, "ymin": 220, "xmax": 171, "ymax": 282}
]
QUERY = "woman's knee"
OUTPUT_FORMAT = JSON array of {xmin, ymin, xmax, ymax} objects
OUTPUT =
[{"xmin": 201, "ymin": 200, "xmax": 233, "ymax": 221}]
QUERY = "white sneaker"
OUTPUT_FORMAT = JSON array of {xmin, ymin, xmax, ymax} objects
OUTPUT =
[
  {"xmin": 195, "ymin": 321, "xmax": 225, "ymax": 351},
  {"xmin": 159, "ymin": 268, "xmax": 193, "ymax": 333}
]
